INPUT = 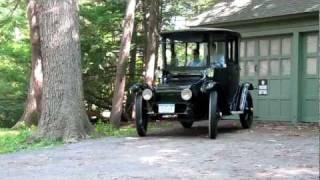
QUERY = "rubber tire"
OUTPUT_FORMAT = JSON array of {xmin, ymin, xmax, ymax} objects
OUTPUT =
[
  {"xmin": 240, "ymin": 94, "xmax": 253, "ymax": 129},
  {"xmin": 135, "ymin": 95, "xmax": 148, "ymax": 136},
  {"xmin": 180, "ymin": 121, "xmax": 193, "ymax": 128},
  {"xmin": 208, "ymin": 91, "xmax": 218, "ymax": 139}
]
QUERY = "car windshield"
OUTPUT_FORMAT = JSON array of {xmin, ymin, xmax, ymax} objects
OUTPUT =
[{"xmin": 164, "ymin": 41, "xmax": 226, "ymax": 71}]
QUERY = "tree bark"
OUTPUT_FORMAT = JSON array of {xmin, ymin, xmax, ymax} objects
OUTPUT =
[
  {"xmin": 110, "ymin": 0, "xmax": 137, "ymax": 127},
  {"xmin": 124, "ymin": 22, "xmax": 137, "ymax": 121},
  {"xmin": 14, "ymin": 0, "xmax": 42, "ymax": 128},
  {"xmin": 36, "ymin": 0, "xmax": 93, "ymax": 142},
  {"xmin": 142, "ymin": 0, "xmax": 149, "ymax": 64},
  {"xmin": 145, "ymin": 0, "xmax": 160, "ymax": 86}
]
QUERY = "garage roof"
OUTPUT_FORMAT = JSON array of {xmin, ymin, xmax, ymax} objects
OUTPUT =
[{"xmin": 189, "ymin": 0, "xmax": 320, "ymax": 26}]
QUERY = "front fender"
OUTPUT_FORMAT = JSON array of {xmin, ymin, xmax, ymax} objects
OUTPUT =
[
  {"xmin": 200, "ymin": 81, "xmax": 218, "ymax": 93},
  {"xmin": 130, "ymin": 83, "xmax": 150, "ymax": 94}
]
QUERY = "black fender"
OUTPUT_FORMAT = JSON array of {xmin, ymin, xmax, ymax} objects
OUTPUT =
[
  {"xmin": 129, "ymin": 83, "xmax": 150, "ymax": 94},
  {"xmin": 231, "ymin": 82, "xmax": 254, "ymax": 111},
  {"xmin": 200, "ymin": 80, "xmax": 218, "ymax": 93},
  {"xmin": 239, "ymin": 82, "xmax": 254, "ymax": 111}
]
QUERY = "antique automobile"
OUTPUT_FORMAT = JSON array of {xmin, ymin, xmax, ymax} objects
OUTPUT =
[{"xmin": 130, "ymin": 28, "xmax": 254, "ymax": 139}]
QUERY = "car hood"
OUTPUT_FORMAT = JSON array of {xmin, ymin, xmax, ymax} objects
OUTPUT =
[{"xmin": 155, "ymin": 84, "xmax": 190, "ymax": 93}]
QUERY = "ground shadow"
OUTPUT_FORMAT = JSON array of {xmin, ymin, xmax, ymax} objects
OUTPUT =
[{"xmin": 148, "ymin": 120, "xmax": 243, "ymax": 138}]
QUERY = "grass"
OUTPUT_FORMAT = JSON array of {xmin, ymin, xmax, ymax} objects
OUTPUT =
[
  {"xmin": 0, "ymin": 121, "xmax": 173, "ymax": 154},
  {"xmin": 0, "ymin": 127, "xmax": 62, "ymax": 154},
  {"xmin": 94, "ymin": 120, "xmax": 173, "ymax": 137}
]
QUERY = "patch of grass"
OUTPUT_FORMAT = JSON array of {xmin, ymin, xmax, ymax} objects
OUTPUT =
[
  {"xmin": 0, "ymin": 121, "xmax": 173, "ymax": 154},
  {"xmin": 94, "ymin": 120, "xmax": 173, "ymax": 137},
  {"xmin": 0, "ymin": 127, "xmax": 62, "ymax": 154}
]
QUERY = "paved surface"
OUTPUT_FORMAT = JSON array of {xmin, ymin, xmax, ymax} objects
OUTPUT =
[{"xmin": 0, "ymin": 121, "xmax": 319, "ymax": 180}]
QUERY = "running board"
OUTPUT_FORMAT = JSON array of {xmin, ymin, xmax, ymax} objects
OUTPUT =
[{"xmin": 231, "ymin": 111, "xmax": 244, "ymax": 115}]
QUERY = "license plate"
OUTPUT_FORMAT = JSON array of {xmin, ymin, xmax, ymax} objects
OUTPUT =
[{"xmin": 158, "ymin": 104, "xmax": 175, "ymax": 113}]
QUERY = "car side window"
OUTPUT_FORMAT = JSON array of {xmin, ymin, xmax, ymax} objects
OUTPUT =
[{"xmin": 210, "ymin": 42, "xmax": 226, "ymax": 68}]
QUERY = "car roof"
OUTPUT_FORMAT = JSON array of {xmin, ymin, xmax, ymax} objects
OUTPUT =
[{"xmin": 160, "ymin": 28, "xmax": 241, "ymax": 42}]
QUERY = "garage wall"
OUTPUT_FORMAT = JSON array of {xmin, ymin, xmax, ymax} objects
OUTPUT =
[{"xmin": 202, "ymin": 13, "xmax": 319, "ymax": 122}]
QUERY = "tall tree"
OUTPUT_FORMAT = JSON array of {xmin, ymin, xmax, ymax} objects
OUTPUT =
[
  {"xmin": 144, "ymin": 0, "xmax": 160, "ymax": 86},
  {"xmin": 14, "ymin": 0, "xmax": 42, "ymax": 128},
  {"xmin": 110, "ymin": 0, "xmax": 137, "ymax": 127},
  {"xmin": 36, "ymin": 0, "xmax": 92, "ymax": 141}
]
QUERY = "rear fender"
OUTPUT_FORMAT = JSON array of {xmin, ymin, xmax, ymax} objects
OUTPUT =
[{"xmin": 239, "ymin": 83, "xmax": 253, "ymax": 111}]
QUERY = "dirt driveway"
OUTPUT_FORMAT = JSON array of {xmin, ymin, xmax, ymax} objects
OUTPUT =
[{"xmin": 0, "ymin": 121, "xmax": 318, "ymax": 180}]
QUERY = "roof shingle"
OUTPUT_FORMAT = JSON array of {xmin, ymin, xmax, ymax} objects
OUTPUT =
[{"xmin": 189, "ymin": 0, "xmax": 320, "ymax": 26}]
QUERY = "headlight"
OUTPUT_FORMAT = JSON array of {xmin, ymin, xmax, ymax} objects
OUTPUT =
[
  {"xmin": 206, "ymin": 68, "xmax": 215, "ymax": 78},
  {"xmin": 142, "ymin": 89, "xmax": 153, "ymax": 101},
  {"xmin": 181, "ymin": 88, "xmax": 192, "ymax": 101}
]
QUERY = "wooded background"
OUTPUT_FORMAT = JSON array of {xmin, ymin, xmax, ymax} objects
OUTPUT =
[{"xmin": 0, "ymin": 0, "xmax": 217, "ymax": 129}]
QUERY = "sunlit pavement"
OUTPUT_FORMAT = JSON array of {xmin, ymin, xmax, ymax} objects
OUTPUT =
[{"xmin": 0, "ymin": 121, "xmax": 318, "ymax": 180}]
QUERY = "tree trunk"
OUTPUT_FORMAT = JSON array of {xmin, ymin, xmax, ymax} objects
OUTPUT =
[
  {"xmin": 142, "ymin": 0, "xmax": 149, "ymax": 64},
  {"xmin": 110, "ymin": 0, "xmax": 137, "ymax": 127},
  {"xmin": 36, "ymin": 0, "xmax": 93, "ymax": 142},
  {"xmin": 124, "ymin": 22, "xmax": 137, "ymax": 121},
  {"xmin": 145, "ymin": 0, "xmax": 160, "ymax": 86},
  {"xmin": 14, "ymin": 0, "xmax": 42, "ymax": 128}
]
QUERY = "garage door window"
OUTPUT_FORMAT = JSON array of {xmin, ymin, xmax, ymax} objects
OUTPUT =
[
  {"xmin": 270, "ymin": 39, "xmax": 280, "ymax": 55},
  {"xmin": 282, "ymin": 59, "xmax": 291, "ymax": 75},
  {"xmin": 259, "ymin": 40, "xmax": 269, "ymax": 56},
  {"xmin": 282, "ymin": 38, "xmax": 292, "ymax": 55},
  {"xmin": 306, "ymin": 35, "xmax": 318, "ymax": 53},
  {"xmin": 306, "ymin": 58, "xmax": 318, "ymax": 75},
  {"xmin": 246, "ymin": 41, "xmax": 255, "ymax": 57},
  {"xmin": 259, "ymin": 60, "xmax": 268, "ymax": 76},
  {"xmin": 270, "ymin": 60, "xmax": 280, "ymax": 76}
]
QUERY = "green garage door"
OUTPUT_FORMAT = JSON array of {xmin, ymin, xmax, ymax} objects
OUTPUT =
[
  {"xmin": 240, "ymin": 35, "xmax": 293, "ymax": 121},
  {"xmin": 300, "ymin": 32, "xmax": 319, "ymax": 122}
]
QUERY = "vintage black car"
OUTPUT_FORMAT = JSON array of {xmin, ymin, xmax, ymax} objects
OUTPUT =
[{"xmin": 131, "ymin": 28, "xmax": 254, "ymax": 139}]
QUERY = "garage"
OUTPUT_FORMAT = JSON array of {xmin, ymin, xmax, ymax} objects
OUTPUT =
[{"xmin": 189, "ymin": 0, "xmax": 319, "ymax": 122}]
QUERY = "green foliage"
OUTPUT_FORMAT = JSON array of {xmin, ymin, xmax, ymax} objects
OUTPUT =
[
  {"xmin": 0, "ymin": 0, "xmax": 30, "ymax": 127},
  {"xmin": 80, "ymin": 0, "xmax": 126, "ymax": 109},
  {"xmin": 0, "ymin": 0, "xmax": 218, "ymax": 127},
  {"xmin": 0, "ymin": 127, "xmax": 62, "ymax": 154}
]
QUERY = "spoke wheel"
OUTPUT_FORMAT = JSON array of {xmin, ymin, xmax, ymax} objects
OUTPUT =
[
  {"xmin": 135, "ymin": 95, "xmax": 148, "ymax": 136},
  {"xmin": 208, "ymin": 91, "xmax": 218, "ymax": 139},
  {"xmin": 240, "ymin": 93, "xmax": 253, "ymax": 129}
]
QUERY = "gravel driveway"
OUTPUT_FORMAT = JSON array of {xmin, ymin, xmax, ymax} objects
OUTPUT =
[{"xmin": 0, "ymin": 121, "xmax": 318, "ymax": 180}]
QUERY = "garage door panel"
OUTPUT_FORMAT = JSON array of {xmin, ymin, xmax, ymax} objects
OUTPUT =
[
  {"xmin": 301, "ymin": 32, "xmax": 319, "ymax": 122},
  {"xmin": 304, "ymin": 79, "xmax": 318, "ymax": 98},
  {"xmin": 257, "ymin": 100, "xmax": 269, "ymax": 118},
  {"xmin": 241, "ymin": 35, "xmax": 293, "ymax": 121},
  {"xmin": 269, "ymin": 80, "xmax": 281, "ymax": 98},
  {"xmin": 301, "ymin": 100, "xmax": 318, "ymax": 118},
  {"xmin": 280, "ymin": 79, "xmax": 291, "ymax": 98},
  {"xmin": 269, "ymin": 100, "xmax": 281, "ymax": 117},
  {"xmin": 281, "ymin": 100, "xmax": 291, "ymax": 118}
]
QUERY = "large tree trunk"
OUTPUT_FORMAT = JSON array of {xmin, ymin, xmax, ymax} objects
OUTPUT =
[
  {"xmin": 110, "ymin": 0, "xmax": 137, "ymax": 127},
  {"xmin": 36, "ymin": 0, "xmax": 93, "ymax": 142},
  {"xmin": 145, "ymin": 0, "xmax": 160, "ymax": 86},
  {"xmin": 14, "ymin": 0, "xmax": 42, "ymax": 128}
]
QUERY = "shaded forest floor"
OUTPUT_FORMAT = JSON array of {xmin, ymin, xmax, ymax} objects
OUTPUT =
[{"xmin": 0, "ymin": 121, "xmax": 318, "ymax": 179}]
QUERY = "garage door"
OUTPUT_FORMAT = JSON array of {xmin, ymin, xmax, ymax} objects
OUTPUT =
[
  {"xmin": 240, "ymin": 35, "xmax": 293, "ymax": 121},
  {"xmin": 300, "ymin": 32, "xmax": 319, "ymax": 122}
]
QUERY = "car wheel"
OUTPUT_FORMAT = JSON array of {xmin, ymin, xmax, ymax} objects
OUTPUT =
[
  {"xmin": 180, "ymin": 121, "xmax": 193, "ymax": 128},
  {"xmin": 239, "ymin": 93, "xmax": 253, "ymax": 129},
  {"xmin": 208, "ymin": 91, "xmax": 218, "ymax": 139},
  {"xmin": 135, "ymin": 94, "xmax": 148, "ymax": 136}
]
